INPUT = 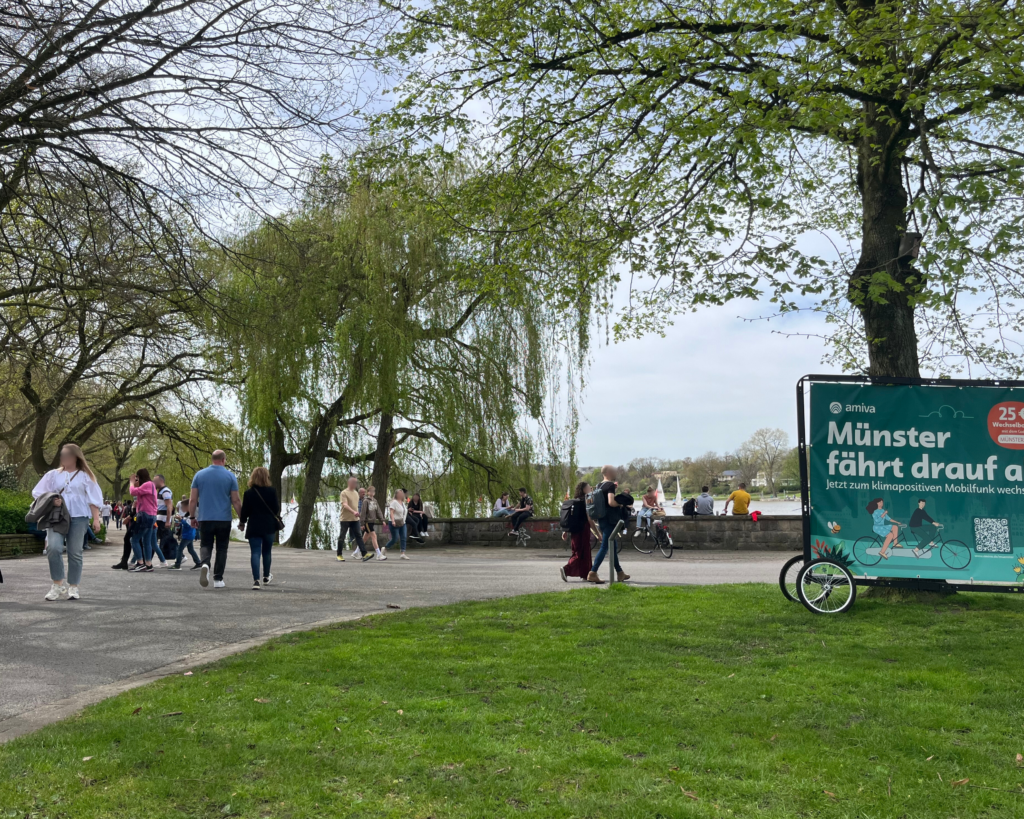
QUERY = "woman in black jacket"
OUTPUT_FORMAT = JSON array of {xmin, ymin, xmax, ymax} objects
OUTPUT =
[{"xmin": 238, "ymin": 467, "xmax": 281, "ymax": 590}]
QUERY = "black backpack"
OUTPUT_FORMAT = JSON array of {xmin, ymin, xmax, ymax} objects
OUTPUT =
[
  {"xmin": 591, "ymin": 481, "xmax": 612, "ymax": 520},
  {"xmin": 682, "ymin": 498, "xmax": 697, "ymax": 516},
  {"xmin": 559, "ymin": 499, "xmax": 587, "ymax": 533}
]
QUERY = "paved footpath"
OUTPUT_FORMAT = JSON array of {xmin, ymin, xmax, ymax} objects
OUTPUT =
[{"xmin": 0, "ymin": 542, "xmax": 790, "ymax": 741}]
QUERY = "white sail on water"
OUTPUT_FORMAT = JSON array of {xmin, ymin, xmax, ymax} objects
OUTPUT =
[
  {"xmin": 656, "ymin": 478, "xmax": 665, "ymax": 504},
  {"xmin": 675, "ymin": 476, "xmax": 682, "ymax": 505}
]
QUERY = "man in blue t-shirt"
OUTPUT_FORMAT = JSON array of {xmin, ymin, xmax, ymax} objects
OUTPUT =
[{"xmin": 188, "ymin": 450, "xmax": 241, "ymax": 589}]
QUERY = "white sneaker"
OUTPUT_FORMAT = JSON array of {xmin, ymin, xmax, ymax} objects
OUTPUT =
[
  {"xmin": 199, "ymin": 564, "xmax": 210, "ymax": 588},
  {"xmin": 262, "ymin": 573, "xmax": 273, "ymax": 586},
  {"xmin": 380, "ymin": 547, "xmax": 387, "ymax": 557},
  {"xmin": 67, "ymin": 586, "xmax": 80, "ymax": 600},
  {"xmin": 214, "ymin": 580, "xmax": 225, "ymax": 589},
  {"xmin": 400, "ymin": 553, "xmax": 410, "ymax": 560},
  {"xmin": 352, "ymin": 549, "xmax": 363, "ymax": 560},
  {"xmin": 59, "ymin": 581, "xmax": 69, "ymax": 597},
  {"xmin": 44, "ymin": 583, "xmax": 62, "ymax": 601},
  {"xmin": 159, "ymin": 561, "xmax": 168, "ymax": 568},
  {"xmin": 377, "ymin": 552, "xmax": 386, "ymax": 561}
]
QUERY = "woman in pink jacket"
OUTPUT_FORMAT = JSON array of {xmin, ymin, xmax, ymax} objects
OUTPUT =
[{"xmin": 129, "ymin": 468, "xmax": 161, "ymax": 572}]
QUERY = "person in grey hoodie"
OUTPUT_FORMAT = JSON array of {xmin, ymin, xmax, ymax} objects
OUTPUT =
[{"xmin": 696, "ymin": 486, "xmax": 715, "ymax": 515}]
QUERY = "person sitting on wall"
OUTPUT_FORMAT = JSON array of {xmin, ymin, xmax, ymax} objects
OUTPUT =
[{"xmin": 508, "ymin": 488, "xmax": 534, "ymax": 535}]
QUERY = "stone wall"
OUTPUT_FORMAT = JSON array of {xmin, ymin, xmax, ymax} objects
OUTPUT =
[
  {"xmin": 431, "ymin": 515, "xmax": 802, "ymax": 551},
  {"xmin": 0, "ymin": 533, "xmax": 45, "ymax": 559}
]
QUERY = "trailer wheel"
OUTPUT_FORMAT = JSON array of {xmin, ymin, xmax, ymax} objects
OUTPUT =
[
  {"xmin": 779, "ymin": 554, "xmax": 806, "ymax": 603},
  {"xmin": 797, "ymin": 558, "xmax": 857, "ymax": 615}
]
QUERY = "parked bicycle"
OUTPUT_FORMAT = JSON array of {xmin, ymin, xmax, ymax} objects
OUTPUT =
[{"xmin": 631, "ymin": 513, "xmax": 674, "ymax": 557}]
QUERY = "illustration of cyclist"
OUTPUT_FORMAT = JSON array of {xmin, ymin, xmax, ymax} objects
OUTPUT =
[
  {"xmin": 867, "ymin": 498, "xmax": 901, "ymax": 560},
  {"xmin": 909, "ymin": 499, "xmax": 941, "ymax": 557}
]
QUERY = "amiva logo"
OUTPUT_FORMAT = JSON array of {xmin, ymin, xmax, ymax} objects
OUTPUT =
[{"xmin": 829, "ymin": 401, "xmax": 876, "ymax": 415}]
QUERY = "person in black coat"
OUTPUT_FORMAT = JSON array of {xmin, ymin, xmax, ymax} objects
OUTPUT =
[{"xmin": 238, "ymin": 467, "xmax": 281, "ymax": 590}]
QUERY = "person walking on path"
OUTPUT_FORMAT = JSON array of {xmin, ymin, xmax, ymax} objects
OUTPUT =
[
  {"xmin": 189, "ymin": 450, "xmax": 242, "ymax": 589},
  {"xmin": 239, "ymin": 467, "xmax": 281, "ymax": 589},
  {"xmin": 696, "ymin": 486, "xmax": 715, "ymax": 516},
  {"xmin": 100, "ymin": 500, "xmax": 112, "ymax": 528},
  {"xmin": 154, "ymin": 475, "xmax": 178, "ymax": 561},
  {"xmin": 129, "ymin": 468, "xmax": 161, "ymax": 571},
  {"xmin": 173, "ymin": 508, "xmax": 202, "ymax": 570},
  {"xmin": 340, "ymin": 476, "xmax": 375, "ymax": 562},
  {"xmin": 588, "ymin": 465, "xmax": 630, "ymax": 583},
  {"xmin": 31, "ymin": 443, "xmax": 103, "ymax": 601},
  {"xmin": 111, "ymin": 500, "xmax": 136, "ymax": 570},
  {"xmin": 385, "ymin": 488, "xmax": 409, "ymax": 559},
  {"xmin": 561, "ymin": 481, "xmax": 599, "ymax": 582},
  {"xmin": 723, "ymin": 483, "xmax": 751, "ymax": 516},
  {"xmin": 360, "ymin": 485, "xmax": 386, "ymax": 559}
]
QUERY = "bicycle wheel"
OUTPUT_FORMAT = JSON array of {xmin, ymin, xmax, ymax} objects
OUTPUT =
[
  {"xmin": 940, "ymin": 539, "xmax": 971, "ymax": 570},
  {"xmin": 853, "ymin": 535, "xmax": 883, "ymax": 566},
  {"xmin": 631, "ymin": 527, "xmax": 654, "ymax": 554},
  {"xmin": 797, "ymin": 558, "xmax": 857, "ymax": 615},
  {"xmin": 779, "ymin": 554, "xmax": 805, "ymax": 603},
  {"xmin": 658, "ymin": 531, "xmax": 673, "ymax": 558}
]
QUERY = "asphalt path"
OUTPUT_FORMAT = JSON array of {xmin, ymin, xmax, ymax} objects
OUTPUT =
[{"xmin": 0, "ymin": 542, "xmax": 791, "ymax": 741}]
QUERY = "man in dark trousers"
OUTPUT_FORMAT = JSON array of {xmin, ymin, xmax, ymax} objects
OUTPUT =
[
  {"xmin": 189, "ymin": 450, "xmax": 241, "ymax": 589},
  {"xmin": 508, "ymin": 488, "xmax": 534, "ymax": 535}
]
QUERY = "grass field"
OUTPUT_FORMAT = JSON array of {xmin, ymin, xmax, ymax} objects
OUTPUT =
[{"xmin": 2, "ymin": 584, "xmax": 1024, "ymax": 818}]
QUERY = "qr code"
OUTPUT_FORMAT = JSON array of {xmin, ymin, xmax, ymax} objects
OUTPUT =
[{"xmin": 974, "ymin": 517, "xmax": 1012, "ymax": 553}]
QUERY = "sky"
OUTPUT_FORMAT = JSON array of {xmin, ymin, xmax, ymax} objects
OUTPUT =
[{"xmin": 573, "ymin": 300, "xmax": 828, "ymax": 465}]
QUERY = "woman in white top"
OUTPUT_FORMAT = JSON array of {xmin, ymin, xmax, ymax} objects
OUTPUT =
[
  {"xmin": 384, "ymin": 489, "xmax": 410, "ymax": 559},
  {"xmin": 31, "ymin": 443, "xmax": 104, "ymax": 601},
  {"xmin": 101, "ymin": 501, "xmax": 112, "ymax": 526}
]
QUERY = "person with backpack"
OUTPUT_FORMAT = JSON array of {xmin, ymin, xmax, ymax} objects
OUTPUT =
[
  {"xmin": 30, "ymin": 443, "xmax": 104, "ymax": 600},
  {"xmin": 559, "ymin": 481, "xmax": 599, "ymax": 582},
  {"xmin": 587, "ymin": 465, "xmax": 630, "ymax": 583}
]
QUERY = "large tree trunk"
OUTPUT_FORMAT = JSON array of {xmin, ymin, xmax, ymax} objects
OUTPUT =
[
  {"xmin": 848, "ymin": 102, "xmax": 921, "ymax": 378},
  {"xmin": 370, "ymin": 413, "xmax": 395, "ymax": 501},
  {"xmin": 282, "ymin": 413, "xmax": 337, "ymax": 550}
]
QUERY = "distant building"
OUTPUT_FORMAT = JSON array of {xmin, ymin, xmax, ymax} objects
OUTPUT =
[{"xmin": 718, "ymin": 470, "xmax": 741, "ymax": 486}]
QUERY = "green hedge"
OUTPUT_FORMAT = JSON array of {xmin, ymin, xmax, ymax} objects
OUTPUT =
[{"xmin": 0, "ymin": 489, "xmax": 32, "ymax": 535}]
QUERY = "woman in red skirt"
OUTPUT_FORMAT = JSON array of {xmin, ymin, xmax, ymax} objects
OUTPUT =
[{"xmin": 561, "ymin": 481, "xmax": 599, "ymax": 582}]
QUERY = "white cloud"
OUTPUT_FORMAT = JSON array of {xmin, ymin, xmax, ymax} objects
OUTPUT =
[{"xmin": 575, "ymin": 302, "xmax": 828, "ymax": 464}]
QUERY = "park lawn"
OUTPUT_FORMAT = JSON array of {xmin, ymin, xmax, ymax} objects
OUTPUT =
[{"xmin": 2, "ymin": 585, "xmax": 1024, "ymax": 818}]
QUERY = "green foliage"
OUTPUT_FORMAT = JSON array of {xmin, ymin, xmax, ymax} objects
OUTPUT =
[
  {"xmin": 3, "ymin": 586, "xmax": 1024, "ymax": 816},
  {"xmin": 218, "ymin": 153, "xmax": 607, "ymax": 521},
  {"xmin": 385, "ymin": 0, "xmax": 1024, "ymax": 374},
  {"xmin": 0, "ymin": 489, "xmax": 31, "ymax": 534},
  {"xmin": 0, "ymin": 462, "xmax": 20, "ymax": 491}
]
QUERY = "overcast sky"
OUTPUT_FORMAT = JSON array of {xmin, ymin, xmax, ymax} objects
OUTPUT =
[{"xmin": 574, "ymin": 300, "xmax": 828, "ymax": 465}]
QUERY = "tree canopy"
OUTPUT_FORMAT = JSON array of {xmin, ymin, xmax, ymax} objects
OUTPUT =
[{"xmin": 385, "ymin": 0, "xmax": 1024, "ymax": 376}]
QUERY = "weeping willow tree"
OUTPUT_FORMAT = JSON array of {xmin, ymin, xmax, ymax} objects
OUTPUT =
[{"xmin": 217, "ymin": 153, "xmax": 608, "ymax": 547}]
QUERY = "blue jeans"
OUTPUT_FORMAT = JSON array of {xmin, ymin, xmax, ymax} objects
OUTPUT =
[
  {"xmin": 493, "ymin": 508, "xmax": 513, "ymax": 517},
  {"xmin": 175, "ymin": 538, "xmax": 200, "ymax": 567},
  {"xmin": 247, "ymin": 533, "xmax": 274, "ymax": 581},
  {"xmin": 131, "ymin": 512, "xmax": 158, "ymax": 563},
  {"xmin": 386, "ymin": 522, "xmax": 408, "ymax": 552},
  {"xmin": 46, "ymin": 516, "xmax": 90, "ymax": 585},
  {"xmin": 592, "ymin": 518, "xmax": 623, "ymax": 574}
]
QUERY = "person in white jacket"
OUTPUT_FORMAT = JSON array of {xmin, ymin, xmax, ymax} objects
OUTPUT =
[{"xmin": 31, "ymin": 444, "xmax": 103, "ymax": 601}]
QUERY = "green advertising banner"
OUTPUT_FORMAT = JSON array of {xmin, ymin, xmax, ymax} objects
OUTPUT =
[{"xmin": 809, "ymin": 381, "xmax": 1024, "ymax": 585}]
